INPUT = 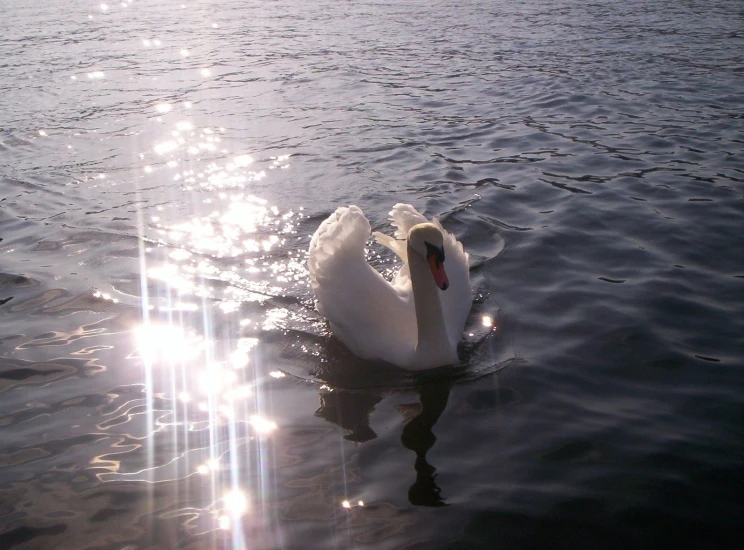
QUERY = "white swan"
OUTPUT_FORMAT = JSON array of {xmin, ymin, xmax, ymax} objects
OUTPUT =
[{"xmin": 308, "ymin": 204, "xmax": 471, "ymax": 370}]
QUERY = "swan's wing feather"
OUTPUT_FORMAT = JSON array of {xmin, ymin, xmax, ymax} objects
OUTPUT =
[
  {"xmin": 372, "ymin": 231, "xmax": 406, "ymax": 260},
  {"xmin": 433, "ymin": 219, "xmax": 472, "ymax": 349},
  {"xmin": 390, "ymin": 203, "xmax": 428, "ymax": 239},
  {"xmin": 309, "ymin": 205, "xmax": 369, "ymax": 270},
  {"xmin": 308, "ymin": 206, "xmax": 415, "ymax": 364},
  {"xmin": 384, "ymin": 204, "xmax": 471, "ymax": 348},
  {"xmin": 372, "ymin": 202, "xmax": 426, "ymax": 261},
  {"xmin": 382, "ymin": 203, "xmax": 427, "ymax": 287}
]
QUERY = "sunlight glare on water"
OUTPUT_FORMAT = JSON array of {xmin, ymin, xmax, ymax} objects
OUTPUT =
[
  {"xmin": 134, "ymin": 324, "xmax": 203, "ymax": 364},
  {"xmin": 112, "ymin": 94, "xmax": 307, "ymax": 539}
]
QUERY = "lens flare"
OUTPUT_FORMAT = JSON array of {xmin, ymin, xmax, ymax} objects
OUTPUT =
[
  {"xmin": 249, "ymin": 416, "xmax": 277, "ymax": 434},
  {"xmin": 224, "ymin": 489, "xmax": 249, "ymax": 516},
  {"xmin": 134, "ymin": 324, "xmax": 202, "ymax": 364}
]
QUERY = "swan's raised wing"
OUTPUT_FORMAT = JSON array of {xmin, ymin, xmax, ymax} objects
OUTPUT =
[
  {"xmin": 373, "ymin": 203, "xmax": 430, "ymax": 287},
  {"xmin": 372, "ymin": 203, "xmax": 427, "ymax": 261},
  {"xmin": 372, "ymin": 203, "xmax": 471, "ymax": 349},
  {"xmin": 309, "ymin": 205, "xmax": 370, "ymax": 268},
  {"xmin": 308, "ymin": 206, "xmax": 416, "ymax": 364},
  {"xmin": 372, "ymin": 231, "xmax": 405, "ymax": 261},
  {"xmin": 390, "ymin": 203, "xmax": 428, "ymax": 238},
  {"xmin": 388, "ymin": 203, "xmax": 471, "ymax": 348},
  {"xmin": 433, "ymin": 219, "xmax": 471, "ymax": 350}
]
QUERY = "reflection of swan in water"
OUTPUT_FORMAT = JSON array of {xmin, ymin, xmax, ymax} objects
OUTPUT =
[
  {"xmin": 271, "ymin": 327, "xmax": 519, "ymax": 506},
  {"xmin": 308, "ymin": 204, "xmax": 471, "ymax": 370},
  {"xmin": 400, "ymin": 383, "xmax": 451, "ymax": 507},
  {"xmin": 315, "ymin": 389, "xmax": 382, "ymax": 444},
  {"xmin": 312, "ymin": 378, "xmax": 452, "ymax": 507}
]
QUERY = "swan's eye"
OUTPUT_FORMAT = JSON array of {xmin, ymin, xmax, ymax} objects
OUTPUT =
[
  {"xmin": 425, "ymin": 242, "xmax": 449, "ymax": 291},
  {"xmin": 424, "ymin": 241, "xmax": 445, "ymax": 264}
]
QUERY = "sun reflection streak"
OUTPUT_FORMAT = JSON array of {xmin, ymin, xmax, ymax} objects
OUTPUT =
[
  {"xmin": 134, "ymin": 324, "xmax": 202, "ymax": 364},
  {"xmin": 249, "ymin": 416, "xmax": 277, "ymax": 435},
  {"xmin": 197, "ymin": 365, "xmax": 238, "ymax": 396},
  {"xmin": 223, "ymin": 489, "xmax": 250, "ymax": 516},
  {"xmin": 224, "ymin": 385, "xmax": 252, "ymax": 401},
  {"xmin": 127, "ymin": 115, "xmax": 309, "ymax": 538}
]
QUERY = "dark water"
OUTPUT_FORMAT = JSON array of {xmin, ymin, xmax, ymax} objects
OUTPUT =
[{"xmin": 1, "ymin": 0, "xmax": 743, "ymax": 548}]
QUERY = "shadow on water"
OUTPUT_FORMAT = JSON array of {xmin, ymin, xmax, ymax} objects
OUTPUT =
[
  {"xmin": 314, "ymin": 373, "xmax": 455, "ymax": 507},
  {"xmin": 315, "ymin": 388, "xmax": 383, "ymax": 444},
  {"xmin": 400, "ymin": 381, "xmax": 451, "ymax": 507},
  {"xmin": 269, "ymin": 320, "xmax": 521, "ymax": 507}
]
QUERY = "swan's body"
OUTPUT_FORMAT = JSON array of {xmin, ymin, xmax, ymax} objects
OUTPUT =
[{"xmin": 308, "ymin": 204, "xmax": 471, "ymax": 370}]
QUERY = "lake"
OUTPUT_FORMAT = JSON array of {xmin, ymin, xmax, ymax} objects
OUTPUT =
[{"xmin": 1, "ymin": 0, "xmax": 743, "ymax": 548}]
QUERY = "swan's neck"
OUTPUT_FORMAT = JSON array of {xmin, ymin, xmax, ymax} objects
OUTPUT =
[{"xmin": 408, "ymin": 244, "xmax": 455, "ymax": 367}]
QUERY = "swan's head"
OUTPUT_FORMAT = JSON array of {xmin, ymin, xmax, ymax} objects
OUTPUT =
[{"xmin": 408, "ymin": 223, "xmax": 449, "ymax": 291}]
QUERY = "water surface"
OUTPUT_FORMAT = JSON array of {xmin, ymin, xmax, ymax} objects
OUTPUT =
[{"xmin": 1, "ymin": 0, "xmax": 743, "ymax": 548}]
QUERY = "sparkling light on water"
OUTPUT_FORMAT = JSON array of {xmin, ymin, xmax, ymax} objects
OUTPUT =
[
  {"xmin": 249, "ymin": 415, "xmax": 277, "ymax": 434},
  {"xmin": 134, "ymin": 324, "xmax": 202, "ymax": 364},
  {"xmin": 223, "ymin": 489, "xmax": 250, "ymax": 516},
  {"xmin": 125, "ymin": 111, "xmax": 308, "ymax": 539}
]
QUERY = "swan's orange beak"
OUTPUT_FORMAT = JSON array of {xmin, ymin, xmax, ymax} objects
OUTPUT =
[{"xmin": 428, "ymin": 254, "xmax": 449, "ymax": 291}]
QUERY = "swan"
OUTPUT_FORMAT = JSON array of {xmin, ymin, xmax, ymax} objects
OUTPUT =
[{"xmin": 308, "ymin": 204, "xmax": 471, "ymax": 370}]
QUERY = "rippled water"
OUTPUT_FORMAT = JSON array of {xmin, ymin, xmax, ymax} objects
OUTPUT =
[{"xmin": 1, "ymin": 0, "xmax": 743, "ymax": 548}]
